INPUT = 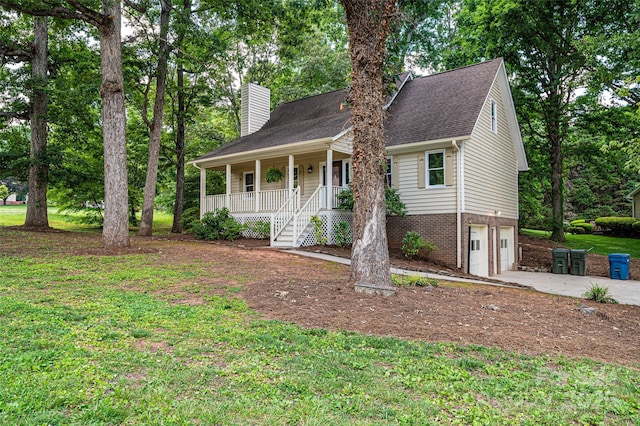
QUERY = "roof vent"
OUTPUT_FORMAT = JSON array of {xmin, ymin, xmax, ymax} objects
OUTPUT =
[{"xmin": 241, "ymin": 82, "xmax": 270, "ymax": 137}]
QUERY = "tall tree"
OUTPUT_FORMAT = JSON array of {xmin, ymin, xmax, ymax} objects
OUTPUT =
[
  {"xmin": 445, "ymin": 0, "xmax": 630, "ymax": 241},
  {"xmin": 25, "ymin": 17, "xmax": 49, "ymax": 228},
  {"xmin": 138, "ymin": 0, "xmax": 171, "ymax": 236},
  {"xmin": 0, "ymin": 14, "xmax": 49, "ymax": 228},
  {"xmin": 0, "ymin": 0, "xmax": 130, "ymax": 246},
  {"xmin": 340, "ymin": 0, "xmax": 397, "ymax": 294}
]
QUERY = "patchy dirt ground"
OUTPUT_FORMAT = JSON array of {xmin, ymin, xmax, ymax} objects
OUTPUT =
[{"xmin": 3, "ymin": 227, "xmax": 640, "ymax": 366}]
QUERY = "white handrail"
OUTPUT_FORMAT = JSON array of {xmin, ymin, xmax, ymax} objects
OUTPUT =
[
  {"xmin": 270, "ymin": 187, "xmax": 300, "ymax": 245},
  {"xmin": 292, "ymin": 184, "xmax": 323, "ymax": 246}
]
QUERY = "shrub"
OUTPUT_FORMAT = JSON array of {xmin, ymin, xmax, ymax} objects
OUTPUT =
[
  {"xmin": 180, "ymin": 206, "xmax": 201, "ymax": 231},
  {"xmin": 391, "ymin": 274, "xmax": 439, "ymax": 287},
  {"xmin": 583, "ymin": 283, "xmax": 618, "ymax": 304},
  {"xmin": 336, "ymin": 188, "xmax": 354, "ymax": 210},
  {"xmin": 193, "ymin": 208, "xmax": 246, "ymax": 241},
  {"xmin": 569, "ymin": 219, "xmax": 593, "ymax": 233},
  {"xmin": 311, "ymin": 215, "xmax": 327, "ymax": 245},
  {"xmin": 401, "ymin": 231, "xmax": 436, "ymax": 259},
  {"xmin": 251, "ymin": 220, "xmax": 270, "ymax": 239},
  {"xmin": 384, "ymin": 188, "xmax": 407, "ymax": 216},
  {"xmin": 333, "ymin": 221, "xmax": 351, "ymax": 247},
  {"xmin": 594, "ymin": 217, "xmax": 638, "ymax": 236},
  {"xmin": 336, "ymin": 187, "xmax": 407, "ymax": 216},
  {"xmin": 566, "ymin": 226, "xmax": 586, "ymax": 234}
]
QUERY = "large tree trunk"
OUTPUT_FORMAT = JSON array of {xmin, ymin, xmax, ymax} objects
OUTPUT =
[
  {"xmin": 546, "ymin": 71, "xmax": 566, "ymax": 243},
  {"xmin": 139, "ymin": 0, "xmax": 171, "ymax": 236},
  {"xmin": 549, "ymin": 131, "xmax": 565, "ymax": 242},
  {"xmin": 171, "ymin": 0, "xmax": 191, "ymax": 234},
  {"xmin": 341, "ymin": 0, "xmax": 396, "ymax": 295},
  {"xmin": 25, "ymin": 16, "xmax": 49, "ymax": 229},
  {"xmin": 99, "ymin": 0, "xmax": 130, "ymax": 247},
  {"xmin": 171, "ymin": 63, "xmax": 185, "ymax": 234}
]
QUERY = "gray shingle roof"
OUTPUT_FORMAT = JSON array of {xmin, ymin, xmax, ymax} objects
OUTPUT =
[
  {"xmin": 194, "ymin": 59, "xmax": 502, "ymax": 162},
  {"xmin": 386, "ymin": 58, "xmax": 502, "ymax": 146},
  {"xmin": 194, "ymin": 89, "xmax": 352, "ymax": 161}
]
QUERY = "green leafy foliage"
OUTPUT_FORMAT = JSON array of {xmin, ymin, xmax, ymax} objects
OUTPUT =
[
  {"xmin": 193, "ymin": 208, "xmax": 246, "ymax": 241},
  {"xmin": 568, "ymin": 220, "xmax": 593, "ymax": 234},
  {"xmin": 251, "ymin": 220, "xmax": 270, "ymax": 240},
  {"xmin": 311, "ymin": 215, "xmax": 327, "ymax": 245},
  {"xmin": 594, "ymin": 217, "xmax": 639, "ymax": 236},
  {"xmin": 567, "ymin": 226, "xmax": 586, "ymax": 234},
  {"xmin": 401, "ymin": 231, "xmax": 436, "ymax": 259},
  {"xmin": 333, "ymin": 221, "xmax": 351, "ymax": 247},
  {"xmin": 0, "ymin": 184, "xmax": 8, "ymax": 201},
  {"xmin": 391, "ymin": 274, "xmax": 439, "ymax": 287},
  {"xmin": 265, "ymin": 167, "xmax": 284, "ymax": 183},
  {"xmin": 336, "ymin": 187, "xmax": 407, "ymax": 216},
  {"xmin": 583, "ymin": 284, "xmax": 618, "ymax": 304}
]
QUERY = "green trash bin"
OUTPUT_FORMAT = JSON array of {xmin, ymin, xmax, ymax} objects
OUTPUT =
[
  {"xmin": 570, "ymin": 249, "xmax": 587, "ymax": 276},
  {"xmin": 552, "ymin": 248, "xmax": 569, "ymax": 274}
]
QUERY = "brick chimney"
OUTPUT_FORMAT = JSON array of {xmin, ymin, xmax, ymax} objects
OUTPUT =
[{"xmin": 241, "ymin": 82, "xmax": 270, "ymax": 137}]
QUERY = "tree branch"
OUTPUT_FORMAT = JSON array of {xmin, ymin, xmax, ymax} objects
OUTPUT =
[
  {"xmin": 0, "ymin": 111, "xmax": 29, "ymax": 121},
  {"xmin": 0, "ymin": 40, "xmax": 32, "ymax": 63},
  {"xmin": 0, "ymin": 0, "xmax": 107, "ymax": 28}
]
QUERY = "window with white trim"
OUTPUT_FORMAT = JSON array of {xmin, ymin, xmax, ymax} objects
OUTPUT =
[
  {"xmin": 384, "ymin": 157, "xmax": 392, "ymax": 188},
  {"xmin": 285, "ymin": 166, "xmax": 299, "ymax": 189},
  {"xmin": 243, "ymin": 171, "xmax": 255, "ymax": 192},
  {"xmin": 426, "ymin": 150, "xmax": 445, "ymax": 187},
  {"xmin": 490, "ymin": 99, "xmax": 498, "ymax": 133},
  {"xmin": 343, "ymin": 160, "xmax": 352, "ymax": 187}
]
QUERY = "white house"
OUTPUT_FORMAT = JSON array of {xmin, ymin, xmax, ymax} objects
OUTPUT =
[
  {"xmin": 189, "ymin": 58, "xmax": 528, "ymax": 277},
  {"xmin": 626, "ymin": 185, "xmax": 640, "ymax": 219}
]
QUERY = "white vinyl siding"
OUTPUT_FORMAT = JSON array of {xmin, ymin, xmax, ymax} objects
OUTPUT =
[
  {"xmin": 465, "ymin": 83, "xmax": 519, "ymax": 218},
  {"xmin": 490, "ymin": 99, "xmax": 498, "ymax": 133},
  {"xmin": 331, "ymin": 133, "xmax": 353, "ymax": 154},
  {"xmin": 241, "ymin": 83, "xmax": 270, "ymax": 137},
  {"xmin": 395, "ymin": 152, "xmax": 457, "ymax": 215}
]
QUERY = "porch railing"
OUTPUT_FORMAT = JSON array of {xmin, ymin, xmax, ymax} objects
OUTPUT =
[
  {"xmin": 203, "ymin": 194, "xmax": 226, "ymax": 213},
  {"xmin": 270, "ymin": 187, "xmax": 300, "ymax": 244},
  {"xmin": 259, "ymin": 189, "xmax": 291, "ymax": 211},
  {"xmin": 293, "ymin": 185, "xmax": 323, "ymax": 245},
  {"xmin": 203, "ymin": 188, "xmax": 291, "ymax": 214}
]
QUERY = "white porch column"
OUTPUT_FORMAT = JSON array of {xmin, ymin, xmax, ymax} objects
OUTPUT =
[
  {"xmin": 199, "ymin": 166, "xmax": 206, "ymax": 218},
  {"xmin": 255, "ymin": 159, "xmax": 261, "ymax": 212},
  {"xmin": 225, "ymin": 163, "xmax": 231, "ymax": 209},
  {"xmin": 288, "ymin": 154, "xmax": 295, "ymax": 195},
  {"xmin": 326, "ymin": 149, "xmax": 333, "ymax": 210}
]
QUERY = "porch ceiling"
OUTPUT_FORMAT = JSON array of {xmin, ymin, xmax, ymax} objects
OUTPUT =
[{"xmin": 192, "ymin": 137, "xmax": 354, "ymax": 169}]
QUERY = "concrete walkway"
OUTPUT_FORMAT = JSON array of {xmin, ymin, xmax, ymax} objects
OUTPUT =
[{"xmin": 285, "ymin": 249, "xmax": 640, "ymax": 306}]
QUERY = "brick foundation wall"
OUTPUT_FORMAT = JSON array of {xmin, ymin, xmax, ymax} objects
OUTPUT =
[
  {"xmin": 387, "ymin": 213, "xmax": 519, "ymax": 275},
  {"xmin": 387, "ymin": 214, "xmax": 458, "ymax": 268}
]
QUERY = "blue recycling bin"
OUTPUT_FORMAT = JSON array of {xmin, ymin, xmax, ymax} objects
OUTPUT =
[{"xmin": 608, "ymin": 253, "xmax": 630, "ymax": 280}]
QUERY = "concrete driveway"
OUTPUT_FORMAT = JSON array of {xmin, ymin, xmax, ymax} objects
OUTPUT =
[{"xmin": 497, "ymin": 270, "xmax": 640, "ymax": 306}]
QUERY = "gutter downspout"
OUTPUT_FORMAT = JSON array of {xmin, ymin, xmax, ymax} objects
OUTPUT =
[{"xmin": 452, "ymin": 140, "xmax": 462, "ymax": 270}]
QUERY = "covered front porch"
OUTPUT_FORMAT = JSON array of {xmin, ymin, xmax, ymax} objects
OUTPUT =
[{"xmin": 196, "ymin": 146, "xmax": 353, "ymax": 247}]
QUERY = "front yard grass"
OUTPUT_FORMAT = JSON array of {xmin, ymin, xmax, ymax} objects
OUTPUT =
[
  {"xmin": 1, "ymin": 228, "xmax": 638, "ymax": 425},
  {"xmin": 0, "ymin": 205, "xmax": 174, "ymax": 233},
  {"xmin": 522, "ymin": 228, "xmax": 640, "ymax": 258}
]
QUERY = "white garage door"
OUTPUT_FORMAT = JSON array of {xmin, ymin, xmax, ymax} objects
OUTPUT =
[
  {"xmin": 469, "ymin": 225, "xmax": 489, "ymax": 277},
  {"xmin": 500, "ymin": 226, "xmax": 515, "ymax": 272}
]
